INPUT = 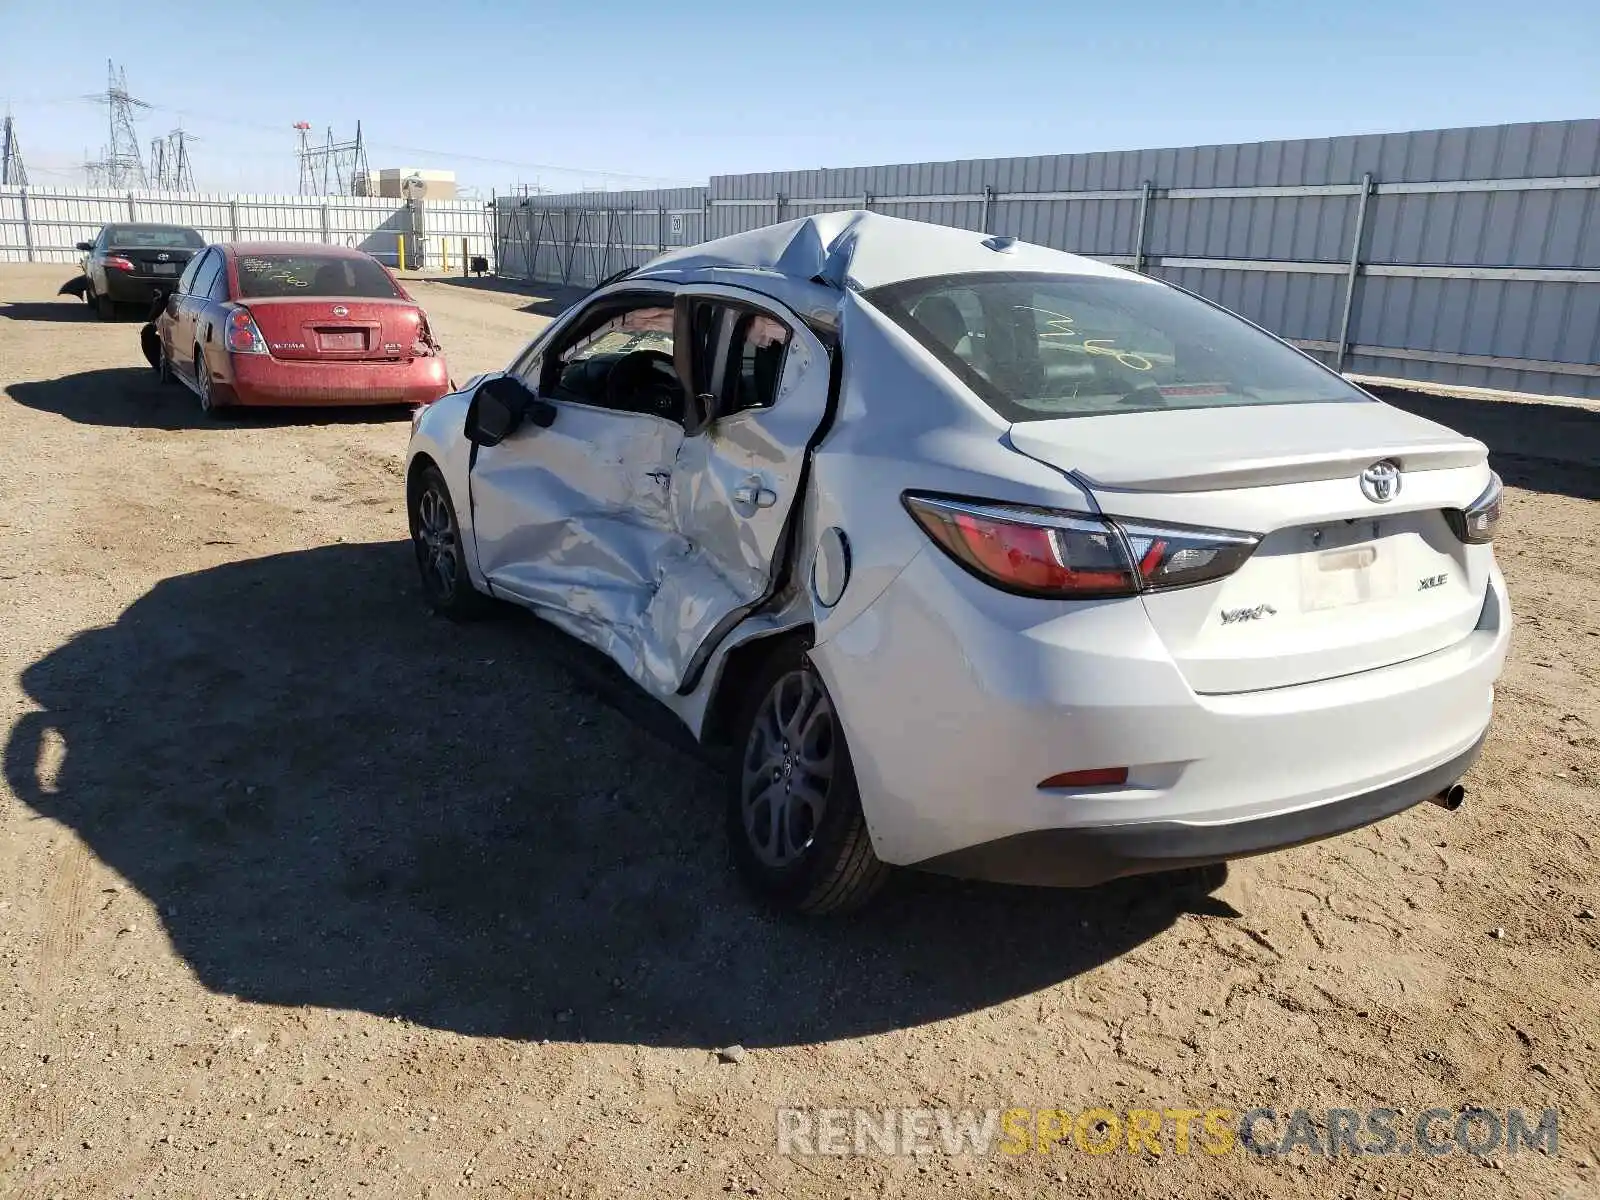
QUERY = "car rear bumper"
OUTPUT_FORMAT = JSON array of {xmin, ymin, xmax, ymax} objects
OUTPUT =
[
  {"xmin": 915, "ymin": 733, "xmax": 1484, "ymax": 886},
  {"xmin": 223, "ymin": 353, "xmax": 450, "ymax": 407},
  {"xmin": 102, "ymin": 274, "xmax": 179, "ymax": 304},
  {"xmin": 810, "ymin": 548, "xmax": 1511, "ymax": 884}
]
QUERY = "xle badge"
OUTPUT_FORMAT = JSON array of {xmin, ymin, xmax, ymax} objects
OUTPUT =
[
  {"xmin": 1221, "ymin": 604, "xmax": 1277, "ymax": 624},
  {"xmin": 1418, "ymin": 574, "xmax": 1449, "ymax": 590}
]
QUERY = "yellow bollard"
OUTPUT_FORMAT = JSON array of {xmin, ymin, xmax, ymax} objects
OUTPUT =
[{"xmin": 397, "ymin": 236, "xmax": 407, "ymax": 273}]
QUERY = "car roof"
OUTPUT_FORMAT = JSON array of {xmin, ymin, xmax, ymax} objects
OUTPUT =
[
  {"xmin": 224, "ymin": 242, "xmax": 378, "ymax": 259},
  {"xmin": 105, "ymin": 222, "xmax": 201, "ymax": 231},
  {"xmin": 631, "ymin": 210, "xmax": 1138, "ymax": 294}
]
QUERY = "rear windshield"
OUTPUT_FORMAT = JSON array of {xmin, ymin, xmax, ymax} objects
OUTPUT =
[
  {"xmin": 234, "ymin": 253, "xmax": 402, "ymax": 300},
  {"xmin": 106, "ymin": 225, "xmax": 205, "ymax": 249},
  {"xmin": 864, "ymin": 271, "xmax": 1370, "ymax": 421}
]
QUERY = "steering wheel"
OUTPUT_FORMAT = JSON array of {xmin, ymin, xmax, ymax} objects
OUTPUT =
[{"xmin": 604, "ymin": 349, "xmax": 683, "ymax": 420}]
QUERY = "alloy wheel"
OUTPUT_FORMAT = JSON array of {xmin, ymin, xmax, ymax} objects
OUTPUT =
[
  {"xmin": 414, "ymin": 482, "xmax": 460, "ymax": 599},
  {"xmin": 740, "ymin": 668, "xmax": 836, "ymax": 869},
  {"xmin": 195, "ymin": 352, "xmax": 214, "ymax": 413}
]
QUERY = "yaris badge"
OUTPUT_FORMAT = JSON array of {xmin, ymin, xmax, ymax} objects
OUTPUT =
[{"xmin": 1360, "ymin": 460, "xmax": 1401, "ymax": 503}]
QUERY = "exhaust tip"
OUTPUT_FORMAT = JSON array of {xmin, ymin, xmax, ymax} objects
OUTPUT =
[{"xmin": 1429, "ymin": 782, "xmax": 1466, "ymax": 812}]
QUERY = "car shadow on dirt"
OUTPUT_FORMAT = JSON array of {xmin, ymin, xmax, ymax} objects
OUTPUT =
[
  {"xmin": 5, "ymin": 540, "xmax": 1230, "ymax": 1049},
  {"xmin": 0, "ymin": 300, "xmax": 99, "ymax": 322},
  {"xmin": 6, "ymin": 368, "xmax": 414, "ymax": 430},
  {"xmin": 1369, "ymin": 386, "xmax": 1600, "ymax": 502}
]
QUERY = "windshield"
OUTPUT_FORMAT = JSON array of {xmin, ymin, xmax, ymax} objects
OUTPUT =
[
  {"xmin": 864, "ymin": 271, "xmax": 1370, "ymax": 420},
  {"xmin": 234, "ymin": 253, "xmax": 403, "ymax": 300},
  {"xmin": 106, "ymin": 225, "xmax": 205, "ymax": 249}
]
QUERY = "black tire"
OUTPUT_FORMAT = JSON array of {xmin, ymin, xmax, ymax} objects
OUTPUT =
[
  {"xmin": 727, "ymin": 643, "xmax": 890, "ymax": 915},
  {"xmin": 93, "ymin": 287, "xmax": 115, "ymax": 321},
  {"xmin": 156, "ymin": 339, "xmax": 178, "ymax": 385},
  {"xmin": 408, "ymin": 465, "xmax": 489, "ymax": 619},
  {"xmin": 194, "ymin": 349, "xmax": 227, "ymax": 418}
]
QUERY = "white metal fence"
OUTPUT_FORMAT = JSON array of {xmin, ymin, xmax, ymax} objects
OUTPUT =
[
  {"xmin": 496, "ymin": 120, "xmax": 1600, "ymax": 401},
  {"xmin": 0, "ymin": 187, "xmax": 496, "ymax": 272}
]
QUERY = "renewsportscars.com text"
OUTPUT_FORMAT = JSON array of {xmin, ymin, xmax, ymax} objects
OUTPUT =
[{"xmin": 776, "ymin": 1106, "xmax": 1559, "ymax": 1159}]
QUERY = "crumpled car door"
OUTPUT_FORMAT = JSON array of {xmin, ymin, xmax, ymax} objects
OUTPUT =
[
  {"xmin": 633, "ymin": 290, "xmax": 834, "ymax": 695},
  {"xmin": 468, "ymin": 382, "xmax": 686, "ymax": 678}
]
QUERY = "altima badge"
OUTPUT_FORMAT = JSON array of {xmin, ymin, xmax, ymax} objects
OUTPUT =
[
  {"xmin": 1360, "ymin": 460, "xmax": 1401, "ymax": 503},
  {"xmin": 1221, "ymin": 604, "xmax": 1278, "ymax": 624}
]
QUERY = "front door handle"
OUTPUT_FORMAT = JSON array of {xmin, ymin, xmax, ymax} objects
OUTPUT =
[{"xmin": 732, "ymin": 482, "xmax": 778, "ymax": 512}]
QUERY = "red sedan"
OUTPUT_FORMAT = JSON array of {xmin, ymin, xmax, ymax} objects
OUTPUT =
[{"xmin": 154, "ymin": 242, "xmax": 450, "ymax": 415}]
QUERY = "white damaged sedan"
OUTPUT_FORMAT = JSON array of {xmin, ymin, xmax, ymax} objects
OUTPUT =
[{"xmin": 406, "ymin": 212, "xmax": 1509, "ymax": 914}]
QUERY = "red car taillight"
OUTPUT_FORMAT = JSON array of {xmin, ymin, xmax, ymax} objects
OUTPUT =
[
  {"xmin": 103, "ymin": 255, "xmax": 135, "ymax": 271},
  {"xmin": 902, "ymin": 493, "xmax": 1261, "ymax": 600},
  {"xmin": 225, "ymin": 307, "xmax": 268, "ymax": 355}
]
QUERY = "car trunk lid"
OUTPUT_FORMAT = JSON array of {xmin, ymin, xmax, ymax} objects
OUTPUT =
[
  {"xmin": 1008, "ymin": 401, "xmax": 1493, "ymax": 694},
  {"xmin": 241, "ymin": 297, "xmax": 430, "ymax": 363}
]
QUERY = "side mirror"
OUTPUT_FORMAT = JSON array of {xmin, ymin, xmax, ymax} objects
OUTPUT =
[
  {"xmin": 465, "ymin": 375, "xmax": 555, "ymax": 447},
  {"xmin": 75, "ymin": 241, "xmax": 94, "ymax": 252}
]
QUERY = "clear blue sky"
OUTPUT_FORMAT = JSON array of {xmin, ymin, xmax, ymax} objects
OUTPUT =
[{"xmin": 4, "ymin": 0, "xmax": 1597, "ymax": 195}]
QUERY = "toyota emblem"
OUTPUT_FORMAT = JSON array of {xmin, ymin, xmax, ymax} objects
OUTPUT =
[
  {"xmin": 331, "ymin": 305, "xmax": 349, "ymax": 317},
  {"xmin": 1359, "ymin": 460, "xmax": 1401, "ymax": 503},
  {"xmin": 156, "ymin": 252, "xmax": 170, "ymax": 261}
]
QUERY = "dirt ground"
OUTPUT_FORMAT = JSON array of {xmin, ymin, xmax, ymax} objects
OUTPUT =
[{"xmin": 0, "ymin": 262, "xmax": 1596, "ymax": 1200}]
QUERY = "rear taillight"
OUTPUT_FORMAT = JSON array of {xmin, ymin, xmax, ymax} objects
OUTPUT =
[
  {"xmin": 413, "ymin": 312, "xmax": 438, "ymax": 356},
  {"xmin": 103, "ymin": 255, "xmax": 135, "ymax": 271},
  {"xmin": 1446, "ymin": 472, "xmax": 1502, "ymax": 544},
  {"xmin": 902, "ymin": 494, "xmax": 1260, "ymax": 600},
  {"xmin": 225, "ymin": 307, "xmax": 268, "ymax": 355}
]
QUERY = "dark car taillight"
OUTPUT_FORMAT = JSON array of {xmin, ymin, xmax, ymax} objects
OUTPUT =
[
  {"xmin": 902, "ymin": 493, "xmax": 1261, "ymax": 600},
  {"xmin": 103, "ymin": 255, "xmax": 135, "ymax": 271}
]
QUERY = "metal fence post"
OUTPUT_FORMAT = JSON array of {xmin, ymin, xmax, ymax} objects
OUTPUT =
[
  {"xmin": 320, "ymin": 203, "xmax": 330, "ymax": 245},
  {"xmin": 861, "ymin": 192, "xmax": 872, "ymax": 212},
  {"xmin": 127, "ymin": 193, "xmax": 137, "ymax": 221},
  {"xmin": 228, "ymin": 198, "xmax": 240, "ymax": 240},
  {"xmin": 19, "ymin": 187, "xmax": 34, "ymax": 262},
  {"xmin": 1132, "ymin": 180, "xmax": 1153, "ymax": 273},
  {"xmin": 979, "ymin": 185, "xmax": 994, "ymax": 234},
  {"xmin": 658, "ymin": 204, "xmax": 666, "ymax": 252},
  {"xmin": 1335, "ymin": 172, "xmax": 1375, "ymax": 372},
  {"xmin": 774, "ymin": 193, "xmax": 786, "ymax": 227}
]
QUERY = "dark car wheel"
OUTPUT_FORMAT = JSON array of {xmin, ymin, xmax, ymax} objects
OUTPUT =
[
  {"xmin": 193, "ymin": 349, "xmax": 225, "ymax": 418},
  {"xmin": 156, "ymin": 339, "xmax": 177, "ymax": 385},
  {"xmin": 728, "ymin": 644, "xmax": 890, "ymax": 916},
  {"xmin": 409, "ymin": 465, "xmax": 488, "ymax": 619},
  {"xmin": 91, "ymin": 285, "xmax": 115, "ymax": 321}
]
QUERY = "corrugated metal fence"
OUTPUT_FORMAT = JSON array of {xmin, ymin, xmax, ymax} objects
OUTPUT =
[
  {"xmin": 0, "ymin": 187, "xmax": 496, "ymax": 272},
  {"xmin": 496, "ymin": 120, "xmax": 1600, "ymax": 400}
]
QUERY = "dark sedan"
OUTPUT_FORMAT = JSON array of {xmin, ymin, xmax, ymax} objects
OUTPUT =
[{"xmin": 76, "ymin": 223, "xmax": 206, "ymax": 318}]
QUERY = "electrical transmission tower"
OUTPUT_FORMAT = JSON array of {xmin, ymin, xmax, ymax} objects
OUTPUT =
[
  {"xmin": 84, "ymin": 60, "xmax": 150, "ymax": 189},
  {"xmin": 295, "ymin": 120, "xmax": 370, "ymax": 196},
  {"xmin": 149, "ymin": 127, "xmax": 198, "ymax": 190},
  {"xmin": 1, "ymin": 113, "xmax": 27, "ymax": 186}
]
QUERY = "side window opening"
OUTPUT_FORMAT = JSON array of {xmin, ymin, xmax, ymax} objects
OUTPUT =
[
  {"xmin": 175, "ymin": 251, "xmax": 204, "ymax": 295},
  {"xmin": 189, "ymin": 252, "xmax": 222, "ymax": 301},
  {"xmin": 721, "ymin": 311, "xmax": 792, "ymax": 417},
  {"xmin": 206, "ymin": 259, "xmax": 231, "ymax": 301},
  {"xmin": 544, "ymin": 299, "xmax": 681, "ymax": 420}
]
